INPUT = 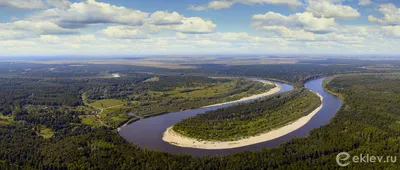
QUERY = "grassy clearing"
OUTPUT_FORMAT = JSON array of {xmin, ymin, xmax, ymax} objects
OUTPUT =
[
  {"xmin": 143, "ymin": 77, "xmax": 160, "ymax": 82},
  {"xmin": 99, "ymin": 107, "xmax": 132, "ymax": 127},
  {"xmin": 90, "ymin": 99, "xmax": 125, "ymax": 109},
  {"xmin": 168, "ymin": 81, "xmax": 237, "ymax": 98},
  {"xmin": 0, "ymin": 115, "xmax": 13, "ymax": 125},
  {"xmin": 35, "ymin": 125, "xmax": 54, "ymax": 139},
  {"xmin": 80, "ymin": 115, "xmax": 100, "ymax": 126}
]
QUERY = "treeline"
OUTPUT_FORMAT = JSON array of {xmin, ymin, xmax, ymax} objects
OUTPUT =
[
  {"xmin": 0, "ymin": 62, "xmax": 166, "ymax": 78},
  {"xmin": 0, "ymin": 78, "xmax": 83, "ymax": 115},
  {"xmin": 161, "ymin": 64, "xmax": 370, "ymax": 87},
  {"xmin": 0, "ymin": 61, "xmax": 376, "ymax": 87},
  {"xmin": 173, "ymin": 88, "xmax": 321, "ymax": 141},
  {"xmin": 14, "ymin": 109, "xmax": 82, "ymax": 131},
  {"xmin": 0, "ymin": 73, "xmax": 150, "ymax": 115}
]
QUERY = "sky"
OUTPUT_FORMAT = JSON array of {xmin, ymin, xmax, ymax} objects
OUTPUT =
[{"xmin": 0, "ymin": 0, "xmax": 400, "ymax": 56}]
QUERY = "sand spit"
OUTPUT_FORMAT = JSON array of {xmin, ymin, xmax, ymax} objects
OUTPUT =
[
  {"xmin": 201, "ymin": 80, "xmax": 281, "ymax": 108},
  {"xmin": 162, "ymin": 92, "xmax": 323, "ymax": 150}
]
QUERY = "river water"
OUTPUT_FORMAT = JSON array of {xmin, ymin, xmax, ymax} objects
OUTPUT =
[{"xmin": 119, "ymin": 78, "xmax": 342, "ymax": 156}]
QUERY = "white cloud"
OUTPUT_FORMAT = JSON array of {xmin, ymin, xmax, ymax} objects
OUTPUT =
[
  {"xmin": 25, "ymin": 0, "xmax": 216, "ymax": 35},
  {"xmin": 187, "ymin": 6, "xmax": 206, "ymax": 11},
  {"xmin": 172, "ymin": 17, "xmax": 217, "ymax": 34},
  {"xmin": 176, "ymin": 32, "xmax": 188, "ymax": 40},
  {"xmin": 0, "ymin": 0, "xmax": 46, "ymax": 9},
  {"xmin": 0, "ymin": 30, "xmax": 397, "ymax": 55},
  {"xmin": 261, "ymin": 26, "xmax": 317, "ymax": 40},
  {"xmin": 29, "ymin": 0, "xmax": 149, "ymax": 28},
  {"xmin": 305, "ymin": 0, "xmax": 360, "ymax": 20},
  {"xmin": 0, "ymin": 28, "xmax": 32, "ymax": 40},
  {"xmin": 46, "ymin": 0, "xmax": 70, "ymax": 9},
  {"xmin": 188, "ymin": 1, "xmax": 234, "ymax": 11},
  {"xmin": 381, "ymin": 26, "xmax": 400, "ymax": 38},
  {"xmin": 99, "ymin": 16, "xmax": 217, "ymax": 39},
  {"xmin": 252, "ymin": 12, "xmax": 337, "ymax": 33},
  {"xmin": 251, "ymin": 12, "xmax": 367, "ymax": 43},
  {"xmin": 188, "ymin": 0, "xmax": 302, "ymax": 11},
  {"xmin": 238, "ymin": 0, "xmax": 302, "ymax": 6},
  {"xmin": 1, "ymin": 0, "xmax": 400, "ymax": 55},
  {"xmin": 358, "ymin": 0, "xmax": 371, "ymax": 6},
  {"xmin": 40, "ymin": 35, "xmax": 60, "ymax": 43},
  {"xmin": 0, "ymin": 19, "xmax": 77, "ymax": 41},
  {"xmin": 11, "ymin": 20, "xmax": 79, "ymax": 35},
  {"xmin": 208, "ymin": 1, "xmax": 234, "ymax": 9},
  {"xmin": 148, "ymin": 11, "xmax": 184, "ymax": 25},
  {"xmin": 100, "ymin": 26, "xmax": 149, "ymax": 39},
  {"xmin": 369, "ymin": 3, "xmax": 400, "ymax": 25},
  {"xmin": 99, "ymin": 24, "xmax": 163, "ymax": 40}
]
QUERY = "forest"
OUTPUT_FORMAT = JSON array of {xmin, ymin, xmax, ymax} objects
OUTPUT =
[
  {"xmin": 1, "ymin": 61, "xmax": 400, "ymax": 169},
  {"xmin": 173, "ymin": 88, "xmax": 321, "ymax": 141}
]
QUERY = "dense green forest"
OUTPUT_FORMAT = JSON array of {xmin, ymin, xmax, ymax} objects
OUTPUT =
[
  {"xmin": 0, "ymin": 74, "xmax": 151, "ymax": 115},
  {"xmin": 1, "ymin": 61, "xmax": 400, "ymax": 169},
  {"xmin": 173, "ymin": 88, "xmax": 321, "ymax": 141}
]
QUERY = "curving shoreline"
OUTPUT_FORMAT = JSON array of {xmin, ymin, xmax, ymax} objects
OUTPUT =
[
  {"xmin": 201, "ymin": 80, "xmax": 281, "ymax": 108},
  {"xmin": 162, "ymin": 92, "xmax": 323, "ymax": 150}
]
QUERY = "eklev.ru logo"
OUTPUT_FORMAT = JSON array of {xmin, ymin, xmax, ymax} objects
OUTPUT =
[{"xmin": 336, "ymin": 152, "xmax": 397, "ymax": 167}]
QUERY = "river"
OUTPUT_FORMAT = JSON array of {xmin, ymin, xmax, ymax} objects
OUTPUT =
[{"xmin": 118, "ymin": 78, "xmax": 342, "ymax": 156}]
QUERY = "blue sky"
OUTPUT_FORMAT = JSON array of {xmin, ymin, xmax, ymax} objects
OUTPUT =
[{"xmin": 0, "ymin": 0, "xmax": 400, "ymax": 56}]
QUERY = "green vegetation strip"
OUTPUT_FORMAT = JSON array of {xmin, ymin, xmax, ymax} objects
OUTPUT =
[{"xmin": 173, "ymin": 88, "xmax": 321, "ymax": 141}]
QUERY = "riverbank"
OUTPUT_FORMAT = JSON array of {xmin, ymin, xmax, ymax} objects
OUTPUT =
[
  {"xmin": 201, "ymin": 81, "xmax": 281, "ymax": 108},
  {"xmin": 162, "ymin": 92, "xmax": 323, "ymax": 150}
]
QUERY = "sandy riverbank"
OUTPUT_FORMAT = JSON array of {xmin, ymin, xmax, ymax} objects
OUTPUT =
[
  {"xmin": 162, "ymin": 92, "xmax": 323, "ymax": 150},
  {"xmin": 201, "ymin": 80, "xmax": 281, "ymax": 108}
]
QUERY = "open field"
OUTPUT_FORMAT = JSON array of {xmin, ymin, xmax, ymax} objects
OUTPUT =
[
  {"xmin": 0, "ymin": 115, "xmax": 13, "ymax": 125},
  {"xmin": 90, "ymin": 99, "xmax": 125, "ymax": 109},
  {"xmin": 80, "ymin": 115, "xmax": 100, "ymax": 126},
  {"xmin": 168, "ymin": 80, "xmax": 239, "ymax": 98},
  {"xmin": 36, "ymin": 126, "xmax": 54, "ymax": 139}
]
